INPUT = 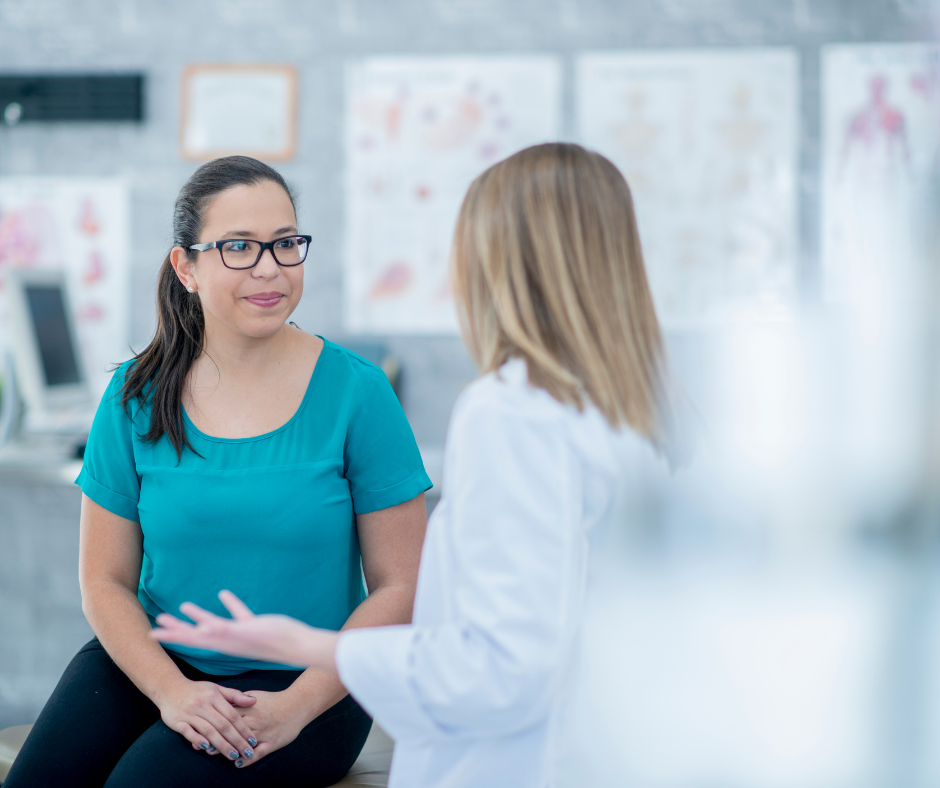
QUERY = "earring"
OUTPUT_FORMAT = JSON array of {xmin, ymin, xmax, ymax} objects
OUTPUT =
[{"xmin": 187, "ymin": 286, "xmax": 195, "ymax": 293}]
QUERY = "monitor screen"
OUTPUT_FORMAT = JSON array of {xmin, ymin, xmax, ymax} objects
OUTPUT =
[{"xmin": 25, "ymin": 283, "xmax": 82, "ymax": 387}]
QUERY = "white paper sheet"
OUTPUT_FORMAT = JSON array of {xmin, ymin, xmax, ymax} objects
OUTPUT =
[
  {"xmin": 345, "ymin": 56, "xmax": 561, "ymax": 334},
  {"xmin": 0, "ymin": 178, "xmax": 131, "ymax": 399},
  {"xmin": 821, "ymin": 43, "xmax": 939, "ymax": 303},
  {"xmin": 577, "ymin": 49, "xmax": 800, "ymax": 328}
]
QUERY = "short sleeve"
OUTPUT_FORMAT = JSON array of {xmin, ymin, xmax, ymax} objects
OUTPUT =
[
  {"xmin": 344, "ymin": 367, "xmax": 432, "ymax": 514},
  {"xmin": 75, "ymin": 363, "xmax": 141, "ymax": 522}
]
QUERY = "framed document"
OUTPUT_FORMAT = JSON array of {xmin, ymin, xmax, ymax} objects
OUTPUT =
[{"xmin": 180, "ymin": 64, "xmax": 298, "ymax": 161}]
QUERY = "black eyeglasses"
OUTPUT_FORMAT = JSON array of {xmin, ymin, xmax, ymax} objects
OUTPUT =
[{"xmin": 189, "ymin": 235, "xmax": 312, "ymax": 270}]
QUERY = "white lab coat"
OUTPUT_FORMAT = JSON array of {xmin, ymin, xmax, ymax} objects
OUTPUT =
[{"xmin": 336, "ymin": 357, "xmax": 668, "ymax": 788}]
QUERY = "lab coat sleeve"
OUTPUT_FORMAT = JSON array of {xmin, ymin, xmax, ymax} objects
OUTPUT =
[{"xmin": 336, "ymin": 394, "xmax": 581, "ymax": 744}]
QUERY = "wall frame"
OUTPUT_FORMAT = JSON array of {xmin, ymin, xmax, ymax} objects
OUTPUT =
[{"xmin": 180, "ymin": 64, "xmax": 297, "ymax": 161}]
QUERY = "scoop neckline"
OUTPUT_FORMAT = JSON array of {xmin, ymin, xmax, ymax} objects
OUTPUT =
[{"xmin": 181, "ymin": 335, "xmax": 329, "ymax": 444}]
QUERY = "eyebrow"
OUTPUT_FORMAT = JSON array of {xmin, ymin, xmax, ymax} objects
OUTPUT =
[{"xmin": 223, "ymin": 226, "xmax": 298, "ymax": 238}]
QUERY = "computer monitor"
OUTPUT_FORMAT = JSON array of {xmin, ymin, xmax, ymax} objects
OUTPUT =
[{"xmin": 5, "ymin": 268, "xmax": 90, "ymax": 415}]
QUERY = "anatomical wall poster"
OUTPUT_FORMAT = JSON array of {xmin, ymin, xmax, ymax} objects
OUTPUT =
[
  {"xmin": 345, "ymin": 56, "xmax": 561, "ymax": 334},
  {"xmin": 578, "ymin": 49, "xmax": 800, "ymax": 327},
  {"xmin": 0, "ymin": 178, "xmax": 130, "ymax": 399}
]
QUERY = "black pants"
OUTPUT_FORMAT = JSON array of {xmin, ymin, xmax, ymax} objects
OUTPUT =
[{"xmin": 4, "ymin": 638, "xmax": 372, "ymax": 788}]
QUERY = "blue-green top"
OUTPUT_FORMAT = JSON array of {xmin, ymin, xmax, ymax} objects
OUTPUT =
[{"xmin": 76, "ymin": 338, "xmax": 432, "ymax": 675}]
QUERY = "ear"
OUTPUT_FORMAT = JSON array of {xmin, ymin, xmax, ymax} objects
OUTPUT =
[{"xmin": 170, "ymin": 246, "xmax": 197, "ymax": 292}]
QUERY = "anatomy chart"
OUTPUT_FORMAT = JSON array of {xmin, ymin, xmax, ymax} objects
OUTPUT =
[
  {"xmin": 345, "ymin": 56, "xmax": 561, "ymax": 333},
  {"xmin": 0, "ymin": 178, "xmax": 130, "ymax": 398},
  {"xmin": 821, "ymin": 44, "xmax": 939, "ymax": 302},
  {"xmin": 577, "ymin": 49, "xmax": 799, "ymax": 327}
]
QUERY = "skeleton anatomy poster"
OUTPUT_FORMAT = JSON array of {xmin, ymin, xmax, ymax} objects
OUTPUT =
[
  {"xmin": 822, "ymin": 43, "xmax": 939, "ymax": 303},
  {"xmin": 577, "ymin": 49, "xmax": 800, "ymax": 327},
  {"xmin": 0, "ymin": 178, "xmax": 130, "ymax": 399},
  {"xmin": 345, "ymin": 56, "xmax": 561, "ymax": 334}
]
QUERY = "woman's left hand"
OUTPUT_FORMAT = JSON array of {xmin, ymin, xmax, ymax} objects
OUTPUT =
[{"xmin": 227, "ymin": 689, "xmax": 308, "ymax": 768}]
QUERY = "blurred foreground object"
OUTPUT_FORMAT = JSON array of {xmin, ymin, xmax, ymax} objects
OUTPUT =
[{"xmin": 555, "ymin": 91, "xmax": 940, "ymax": 783}]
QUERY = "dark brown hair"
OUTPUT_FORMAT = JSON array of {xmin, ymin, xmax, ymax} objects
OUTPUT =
[{"xmin": 121, "ymin": 156, "xmax": 296, "ymax": 458}]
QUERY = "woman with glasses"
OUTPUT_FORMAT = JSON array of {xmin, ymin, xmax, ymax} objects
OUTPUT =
[{"xmin": 4, "ymin": 156, "xmax": 431, "ymax": 788}]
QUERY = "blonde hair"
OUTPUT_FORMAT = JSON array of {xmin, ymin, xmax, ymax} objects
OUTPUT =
[{"xmin": 452, "ymin": 142, "xmax": 679, "ymax": 458}]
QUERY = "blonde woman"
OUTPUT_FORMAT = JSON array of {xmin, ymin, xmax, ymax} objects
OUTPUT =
[{"xmin": 153, "ymin": 143, "xmax": 682, "ymax": 788}]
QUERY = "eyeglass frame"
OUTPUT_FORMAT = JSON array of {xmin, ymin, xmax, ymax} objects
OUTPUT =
[{"xmin": 188, "ymin": 235, "xmax": 312, "ymax": 270}]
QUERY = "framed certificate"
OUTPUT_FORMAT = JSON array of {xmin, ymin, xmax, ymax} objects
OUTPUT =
[{"xmin": 180, "ymin": 64, "xmax": 298, "ymax": 161}]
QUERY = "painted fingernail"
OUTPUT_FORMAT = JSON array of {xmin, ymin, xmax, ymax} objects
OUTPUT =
[
  {"xmin": 244, "ymin": 748, "xmax": 253, "ymax": 758},
  {"xmin": 235, "ymin": 759, "xmax": 245, "ymax": 768},
  {"xmin": 208, "ymin": 746, "xmax": 217, "ymax": 753},
  {"xmin": 247, "ymin": 737, "xmax": 257, "ymax": 747},
  {"xmin": 199, "ymin": 742, "xmax": 209, "ymax": 750},
  {"xmin": 229, "ymin": 749, "xmax": 239, "ymax": 759}
]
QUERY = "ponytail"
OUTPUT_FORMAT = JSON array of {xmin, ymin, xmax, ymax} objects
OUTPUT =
[{"xmin": 120, "ymin": 155, "xmax": 295, "ymax": 459}]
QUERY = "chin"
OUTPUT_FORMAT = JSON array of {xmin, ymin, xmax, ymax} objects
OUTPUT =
[{"xmin": 236, "ymin": 313, "xmax": 291, "ymax": 339}]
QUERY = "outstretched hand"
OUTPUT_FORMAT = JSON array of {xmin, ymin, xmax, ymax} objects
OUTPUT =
[{"xmin": 151, "ymin": 590, "xmax": 339, "ymax": 674}]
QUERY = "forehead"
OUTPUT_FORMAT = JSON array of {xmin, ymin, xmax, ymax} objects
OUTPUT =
[{"xmin": 201, "ymin": 180, "xmax": 296, "ymax": 232}]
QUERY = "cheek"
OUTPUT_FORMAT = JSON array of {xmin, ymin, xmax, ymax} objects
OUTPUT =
[
  {"xmin": 195, "ymin": 271, "xmax": 242, "ymax": 319},
  {"xmin": 286, "ymin": 269, "xmax": 304, "ymax": 303},
  {"xmin": 197, "ymin": 290, "xmax": 229, "ymax": 322}
]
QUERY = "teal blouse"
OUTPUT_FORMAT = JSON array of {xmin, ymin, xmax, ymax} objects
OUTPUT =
[{"xmin": 76, "ymin": 338, "xmax": 432, "ymax": 675}]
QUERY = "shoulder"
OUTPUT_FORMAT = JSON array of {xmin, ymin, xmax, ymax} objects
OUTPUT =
[
  {"xmin": 320, "ymin": 338, "xmax": 384, "ymax": 377},
  {"xmin": 316, "ymin": 338, "xmax": 398, "ymax": 424},
  {"xmin": 453, "ymin": 357, "xmax": 662, "ymax": 477},
  {"xmin": 111, "ymin": 358, "xmax": 137, "ymax": 383},
  {"xmin": 87, "ymin": 358, "xmax": 144, "ymax": 434},
  {"xmin": 96, "ymin": 358, "xmax": 159, "ymax": 428},
  {"xmin": 319, "ymin": 338, "xmax": 388, "ymax": 392},
  {"xmin": 98, "ymin": 359, "xmax": 137, "ymax": 405},
  {"xmin": 450, "ymin": 359, "xmax": 569, "ymax": 448}
]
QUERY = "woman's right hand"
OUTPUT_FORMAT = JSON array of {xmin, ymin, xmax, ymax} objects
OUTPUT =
[{"xmin": 156, "ymin": 679, "xmax": 259, "ymax": 762}]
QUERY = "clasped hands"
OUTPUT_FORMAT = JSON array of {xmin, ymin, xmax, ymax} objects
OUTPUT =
[{"xmin": 153, "ymin": 590, "xmax": 332, "ymax": 770}]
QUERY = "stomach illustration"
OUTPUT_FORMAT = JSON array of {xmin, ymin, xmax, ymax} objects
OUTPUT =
[
  {"xmin": 369, "ymin": 261, "xmax": 414, "ymax": 299},
  {"xmin": 421, "ymin": 96, "xmax": 484, "ymax": 150}
]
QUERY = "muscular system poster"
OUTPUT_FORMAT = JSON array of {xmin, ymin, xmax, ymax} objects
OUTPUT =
[{"xmin": 577, "ymin": 49, "xmax": 800, "ymax": 328}]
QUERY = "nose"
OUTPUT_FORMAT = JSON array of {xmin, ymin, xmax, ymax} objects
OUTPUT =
[{"xmin": 252, "ymin": 246, "xmax": 280, "ymax": 277}]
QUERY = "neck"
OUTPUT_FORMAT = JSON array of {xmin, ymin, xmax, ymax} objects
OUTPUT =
[{"xmin": 199, "ymin": 319, "xmax": 295, "ymax": 383}]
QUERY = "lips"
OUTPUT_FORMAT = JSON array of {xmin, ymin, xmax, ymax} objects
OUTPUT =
[{"xmin": 244, "ymin": 292, "xmax": 284, "ymax": 308}]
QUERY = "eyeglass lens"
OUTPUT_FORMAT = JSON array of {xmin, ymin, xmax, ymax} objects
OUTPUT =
[{"xmin": 220, "ymin": 237, "xmax": 309, "ymax": 269}]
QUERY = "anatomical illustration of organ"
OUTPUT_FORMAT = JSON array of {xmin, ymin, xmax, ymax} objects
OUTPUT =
[{"xmin": 345, "ymin": 56, "xmax": 560, "ymax": 333}]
